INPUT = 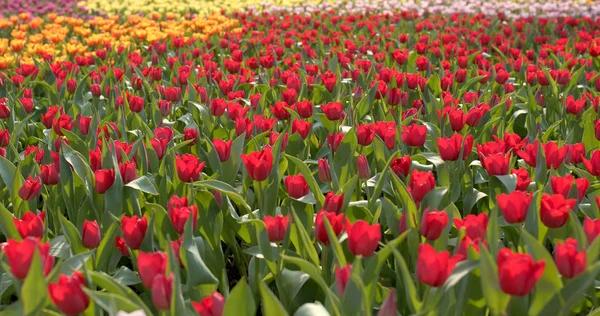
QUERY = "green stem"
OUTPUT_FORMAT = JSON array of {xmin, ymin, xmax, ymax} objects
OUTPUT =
[{"xmin": 322, "ymin": 246, "xmax": 331, "ymax": 284}]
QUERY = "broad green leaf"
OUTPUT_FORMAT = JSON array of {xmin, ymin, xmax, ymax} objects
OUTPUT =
[
  {"xmin": 260, "ymin": 281, "xmax": 289, "ymax": 316},
  {"xmin": 223, "ymin": 278, "xmax": 256, "ymax": 316},
  {"xmin": 21, "ymin": 250, "xmax": 48, "ymax": 315},
  {"xmin": 124, "ymin": 175, "xmax": 158, "ymax": 195}
]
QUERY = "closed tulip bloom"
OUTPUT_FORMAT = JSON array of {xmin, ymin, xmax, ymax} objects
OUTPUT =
[
  {"xmin": 409, "ymin": 169, "xmax": 436, "ymax": 204},
  {"xmin": 511, "ymin": 168, "xmax": 531, "ymax": 191},
  {"xmin": 129, "ymin": 95, "xmax": 145, "ymax": 113},
  {"xmin": 138, "ymin": 251, "xmax": 167, "ymax": 289},
  {"xmin": 294, "ymin": 100, "xmax": 313, "ymax": 118},
  {"xmin": 291, "ymin": 119, "xmax": 311, "ymax": 139},
  {"xmin": 285, "ymin": 174, "xmax": 309, "ymax": 199},
  {"xmin": 416, "ymin": 243, "xmax": 463, "ymax": 287},
  {"xmin": 347, "ymin": 220, "xmax": 381, "ymax": 257},
  {"xmin": 517, "ymin": 141, "xmax": 539, "ymax": 167},
  {"xmin": 357, "ymin": 155, "xmax": 371, "ymax": 179},
  {"xmin": 13, "ymin": 211, "xmax": 45, "ymax": 239},
  {"xmin": 584, "ymin": 216, "xmax": 600, "ymax": 243},
  {"xmin": 176, "ymin": 154, "xmax": 205, "ymax": 183},
  {"xmin": 41, "ymin": 163, "xmax": 60, "ymax": 185},
  {"xmin": 183, "ymin": 128, "xmax": 199, "ymax": 145},
  {"xmin": 94, "ymin": 169, "xmax": 115, "ymax": 194},
  {"xmin": 115, "ymin": 237, "xmax": 129, "ymax": 257},
  {"xmin": 264, "ymin": 214, "xmax": 289, "ymax": 243},
  {"xmin": 497, "ymin": 191, "xmax": 532, "ymax": 224},
  {"xmin": 121, "ymin": 215, "xmax": 148, "ymax": 250},
  {"xmin": 213, "ymin": 139, "xmax": 232, "ymax": 162},
  {"xmin": 152, "ymin": 273, "xmax": 174, "ymax": 310},
  {"xmin": 540, "ymin": 193, "xmax": 576, "ymax": 228},
  {"xmin": 455, "ymin": 236, "xmax": 487, "ymax": 258},
  {"xmin": 315, "ymin": 210, "xmax": 347, "ymax": 245},
  {"xmin": 119, "ymin": 161, "xmax": 137, "ymax": 184},
  {"xmin": 335, "ymin": 264, "xmax": 351, "ymax": 296},
  {"xmin": 438, "ymin": 134, "xmax": 473, "ymax": 161},
  {"xmin": 497, "ymin": 248, "xmax": 545, "ymax": 296},
  {"xmin": 448, "ymin": 108, "xmax": 465, "ymax": 132},
  {"xmin": 454, "ymin": 213, "xmax": 488, "ymax": 240},
  {"xmin": 318, "ymin": 158, "xmax": 331, "ymax": 182},
  {"xmin": 241, "ymin": 148, "xmax": 273, "ymax": 182},
  {"xmin": 551, "ymin": 175, "xmax": 574, "ymax": 198},
  {"xmin": 82, "ymin": 220, "xmax": 101, "ymax": 249},
  {"xmin": 554, "ymin": 238, "xmax": 586, "ymax": 279},
  {"xmin": 322, "ymin": 101, "xmax": 345, "ymax": 121},
  {"xmin": 48, "ymin": 272, "xmax": 89, "ymax": 315},
  {"xmin": 19, "ymin": 175, "xmax": 42, "ymax": 200},
  {"xmin": 150, "ymin": 138, "xmax": 168, "ymax": 159},
  {"xmin": 357, "ymin": 124, "xmax": 375, "ymax": 146},
  {"xmin": 324, "ymin": 192, "xmax": 344, "ymax": 214},
  {"xmin": 391, "ymin": 155, "xmax": 411, "ymax": 177},
  {"xmin": 169, "ymin": 205, "xmax": 198, "ymax": 234},
  {"xmin": 327, "ymin": 133, "xmax": 345, "ymax": 152},
  {"xmin": 378, "ymin": 289, "xmax": 397, "ymax": 316},
  {"xmin": 583, "ymin": 150, "xmax": 600, "ymax": 176},
  {"xmin": 4, "ymin": 237, "xmax": 54, "ymax": 279},
  {"xmin": 419, "ymin": 208, "xmax": 448, "ymax": 241},
  {"xmin": 543, "ymin": 141, "xmax": 567, "ymax": 169},
  {"xmin": 192, "ymin": 292, "xmax": 226, "ymax": 316},
  {"xmin": 482, "ymin": 153, "xmax": 510, "ymax": 176},
  {"xmin": 576, "ymin": 178, "xmax": 590, "ymax": 201},
  {"xmin": 401, "ymin": 124, "xmax": 427, "ymax": 147}
]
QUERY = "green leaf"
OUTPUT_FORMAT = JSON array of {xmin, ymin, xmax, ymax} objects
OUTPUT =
[
  {"xmin": 21, "ymin": 250, "xmax": 48, "ymax": 315},
  {"xmin": 0, "ymin": 156, "xmax": 16, "ymax": 196},
  {"xmin": 89, "ymin": 271, "xmax": 152, "ymax": 315},
  {"xmin": 293, "ymin": 302, "xmax": 330, "ymax": 316},
  {"xmin": 391, "ymin": 247, "xmax": 421, "ymax": 314},
  {"xmin": 341, "ymin": 274, "xmax": 368, "ymax": 316},
  {"xmin": 290, "ymin": 207, "xmax": 320, "ymax": 267},
  {"xmin": 223, "ymin": 278, "xmax": 256, "ymax": 316},
  {"xmin": 196, "ymin": 179, "xmax": 251, "ymax": 214},
  {"xmin": 279, "ymin": 269, "xmax": 310, "ymax": 307},
  {"xmin": 47, "ymin": 252, "xmax": 93, "ymax": 282},
  {"xmin": 182, "ymin": 217, "xmax": 219, "ymax": 287},
  {"xmin": 539, "ymin": 262, "xmax": 600, "ymax": 316},
  {"xmin": 0, "ymin": 203, "xmax": 20, "ymax": 240},
  {"xmin": 59, "ymin": 212, "xmax": 86, "ymax": 254},
  {"xmin": 520, "ymin": 229, "xmax": 563, "ymax": 315},
  {"xmin": 323, "ymin": 217, "xmax": 347, "ymax": 267},
  {"xmin": 333, "ymin": 128, "xmax": 357, "ymax": 186},
  {"xmin": 260, "ymin": 281, "xmax": 289, "ymax": 316},
  {"xmin": 124, "ymin": 175, "xmax": 158, "ymax": 195},
  {"xmin": 83, "ymin": 289, "xmax": 141, "ymax": 315},
  {"xmin": 478, "ymin": 247, "xmax": 510, "ymax": 314}
]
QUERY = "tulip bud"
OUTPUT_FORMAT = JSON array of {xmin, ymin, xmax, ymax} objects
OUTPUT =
[
  {"xmin": 264, "ymin": 214, "xmax": 289, "ymax": 243},
  {"xmin": 152, "ymin": 273, "xmax": 173, "ymax": 310},
  {"xmin": 318, "ymin": 158, "xmax": 331, "ymax": 182},
  {"xmin": 192, "ymin": 292, "xmax": 225, "ymax": 316},
  {"xmin": 357, "ymin": 155, "xmax": 371, "ymax": 180},
  {"xmin": 82, "ymin": 220, "xmax": 101, "ymax": 249},
  {"xmin": 554, "ymin": 238, "xmax": 586, "ymax": 279},
  {"xmin": 335, "ymin": 265, "xmax": 351, "ymax": 296}
]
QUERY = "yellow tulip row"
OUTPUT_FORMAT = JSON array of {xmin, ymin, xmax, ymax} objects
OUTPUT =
[{"xmin": 0, "ymin": 13, "xmax": 241, "ymax": 69}]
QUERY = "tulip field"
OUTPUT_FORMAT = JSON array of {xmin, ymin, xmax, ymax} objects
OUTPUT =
[{"xmin": 5, "ymin": 0, "xmax": 600, "ymax": 315}]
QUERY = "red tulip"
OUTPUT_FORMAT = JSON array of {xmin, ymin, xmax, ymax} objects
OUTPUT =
[
  {"xmin": 497, "ymin": 191, "xmax": 532, "ymax": 224},
  {"xmin": 138, "ymin": 251, "xmax": 167, "ymax": 289},
  {"xmin": 121, "ymin": 215, "xmax": 148, "ymax": 250},
  {"xmin": 284, "ymin": 174, "xmax": 309, "ymax": 199},
  {"xmin": 584, "ymin": 216, "xmax": 600, "ymax": 243},
  {"xmin": 152, "ymin": 273, "xmax": 174, "ymax": 310},
  {"xmin": 357, "ymin": 155, "xmax": 371, "ymax": 179},
  {"xmin": 419, "ymin": 208, "xmax": 448, "ymax": 241},
  {"xmin": 293, "ymin": 100, "xmax": 313, "ymax": 118},
  {"xmin": 318, "ymin": 158, "xmax": 331, "ymax": 182},
  {"xmin": 335, "ymin": 264, "xmax": 351, "ymax": 296},
  {"xmin": 583, "ymin": 150, "xmax": 600, "ymax": 176},
  {"xmin": 497, "ymin": 248, "xmax": 545, "ymax": 296},
  {"xmin": 438, "ymin": 134, "xmax": 473, "ymax": 161},
  {"xmin": 13, "ymin": 211, "xmax": 45, "ymax": 239},
  {"xmin": 455, "ymin": 236, "xmax": 487, "ymax": 258},
  {"xmin": 212, "ymin": 139, "xmax": 232, "ymax": 162},
  {"xmin": 551, "ymin": 175, "xmax": 574, "ymax": 198},
  {"xmin": 540, "ymin": 193, "xmax": 576, "ymax": 228},
  {"xmin": 347, "ymin": 220, "xmax": 381, "ymax": 257},
  {"xmin": 119, "ymin": 161, "xmax": 137, "ymax": 184},
  {"xmin": 291, "ymin": 119, "xmax": 310, "ymax": 139},
  {"xmin": 271, "ymin": 101, "xmax": 292, "ymax": 120},
  {"xmin": 183, "ymin": 128, "xmax": 199, "ymax": 145},
  {"xmin": 241, "ymin": 148, "xmax": 273, "ymax": 182},
  {"xmin": 576, "ymin": 177, "xmax": 590, "ymax": 201},
  {"xmin": 454, "ymin": 213, "xmax": 488, "ymax": 240},
  {"xmin": 210, "ymin": 99, "xmax": 227, "ymax": 117},
  {"xmin": 315, "ymin": 210, "xmax": 347, "ymax": 245},
  {"xmin": 324, "ymin": 192, "xmax": 344, "ymax": 214},
  {"xmin": 511, "ymin": 168, "xmax": 531, "ymax": 191},
  {"xmin": 129, "ymin": 95, "xmax": 145, "ymax": 113},
  {"xmin": 482, "ymin": 153, "xmax": 510, "ymax": 176},
  {"xmin": 401, "ymin": 124, "xmax": 427, "ymax": 147},
  {"xmin": 264, "ymin": 214, "xmax": 289, "ymax": 242},
  {"xmin": 565, "ymin": 95, "xmax": 585, "ymax": 115},
  {"xmin": 391, "ymin": 155, "xmax": 411, "ymax": 177},
  {"xmin": 82, "ymin": 220, "xmax": 100, "ymax": 249},
  {"xmin": 417, "ymin": 243, "xmax": 463, "ymax": 287},
  {"xmin": 409, "ymin": 169, "xmax": 436, "ymax": 204},
  {"xmin": 48, "ymin": 272, "xmax": 89, "ymax": 315},
  {"xmin": 357, "ymin": 124, "xmax": 375, "ymax": 146},
  {"xmin": 158, "ymin": 100, "xmax": 171, "ymax": 117},
  {"xmin": 94, "ymin": 169, "xmax": 115, "ymax": 194},
  {"xmin": 327, "ymin": 133, "xmax": 345, "ymax": 152},
  {"xmin": 4, "ymin": 237, "xmax": 54, "ymax": 279},
  {"xmin": 18, "ymin": 175, "xmax": 42, "ymax": 200},
  {"xmin": 322, "ymin": 101, "xmax": 345, "ymax": 121},
  {"xmin": 90, "ymin": 84, "xmax": 101, "ymax": 97},
  {"xmin": 176, "ymin": 154, "xmax": 205, "ymax": 183},
  {"xmin": 517, "ymin": 141, "xmax": 539, "ymax": 167},
  {"xmin": 554, "ymin": 238, "xmax": 586, "ymax": 279},
  {"xmin": 543, "ymin": 141, "xmax": 567, "ymax": 169},
  {"xmin": 115, "ymin": 236, "xmax": 129, "ymax": 256},
  {"xmin": 193, "ymin": 292, "xmax": 226, "ymax": 316}
]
